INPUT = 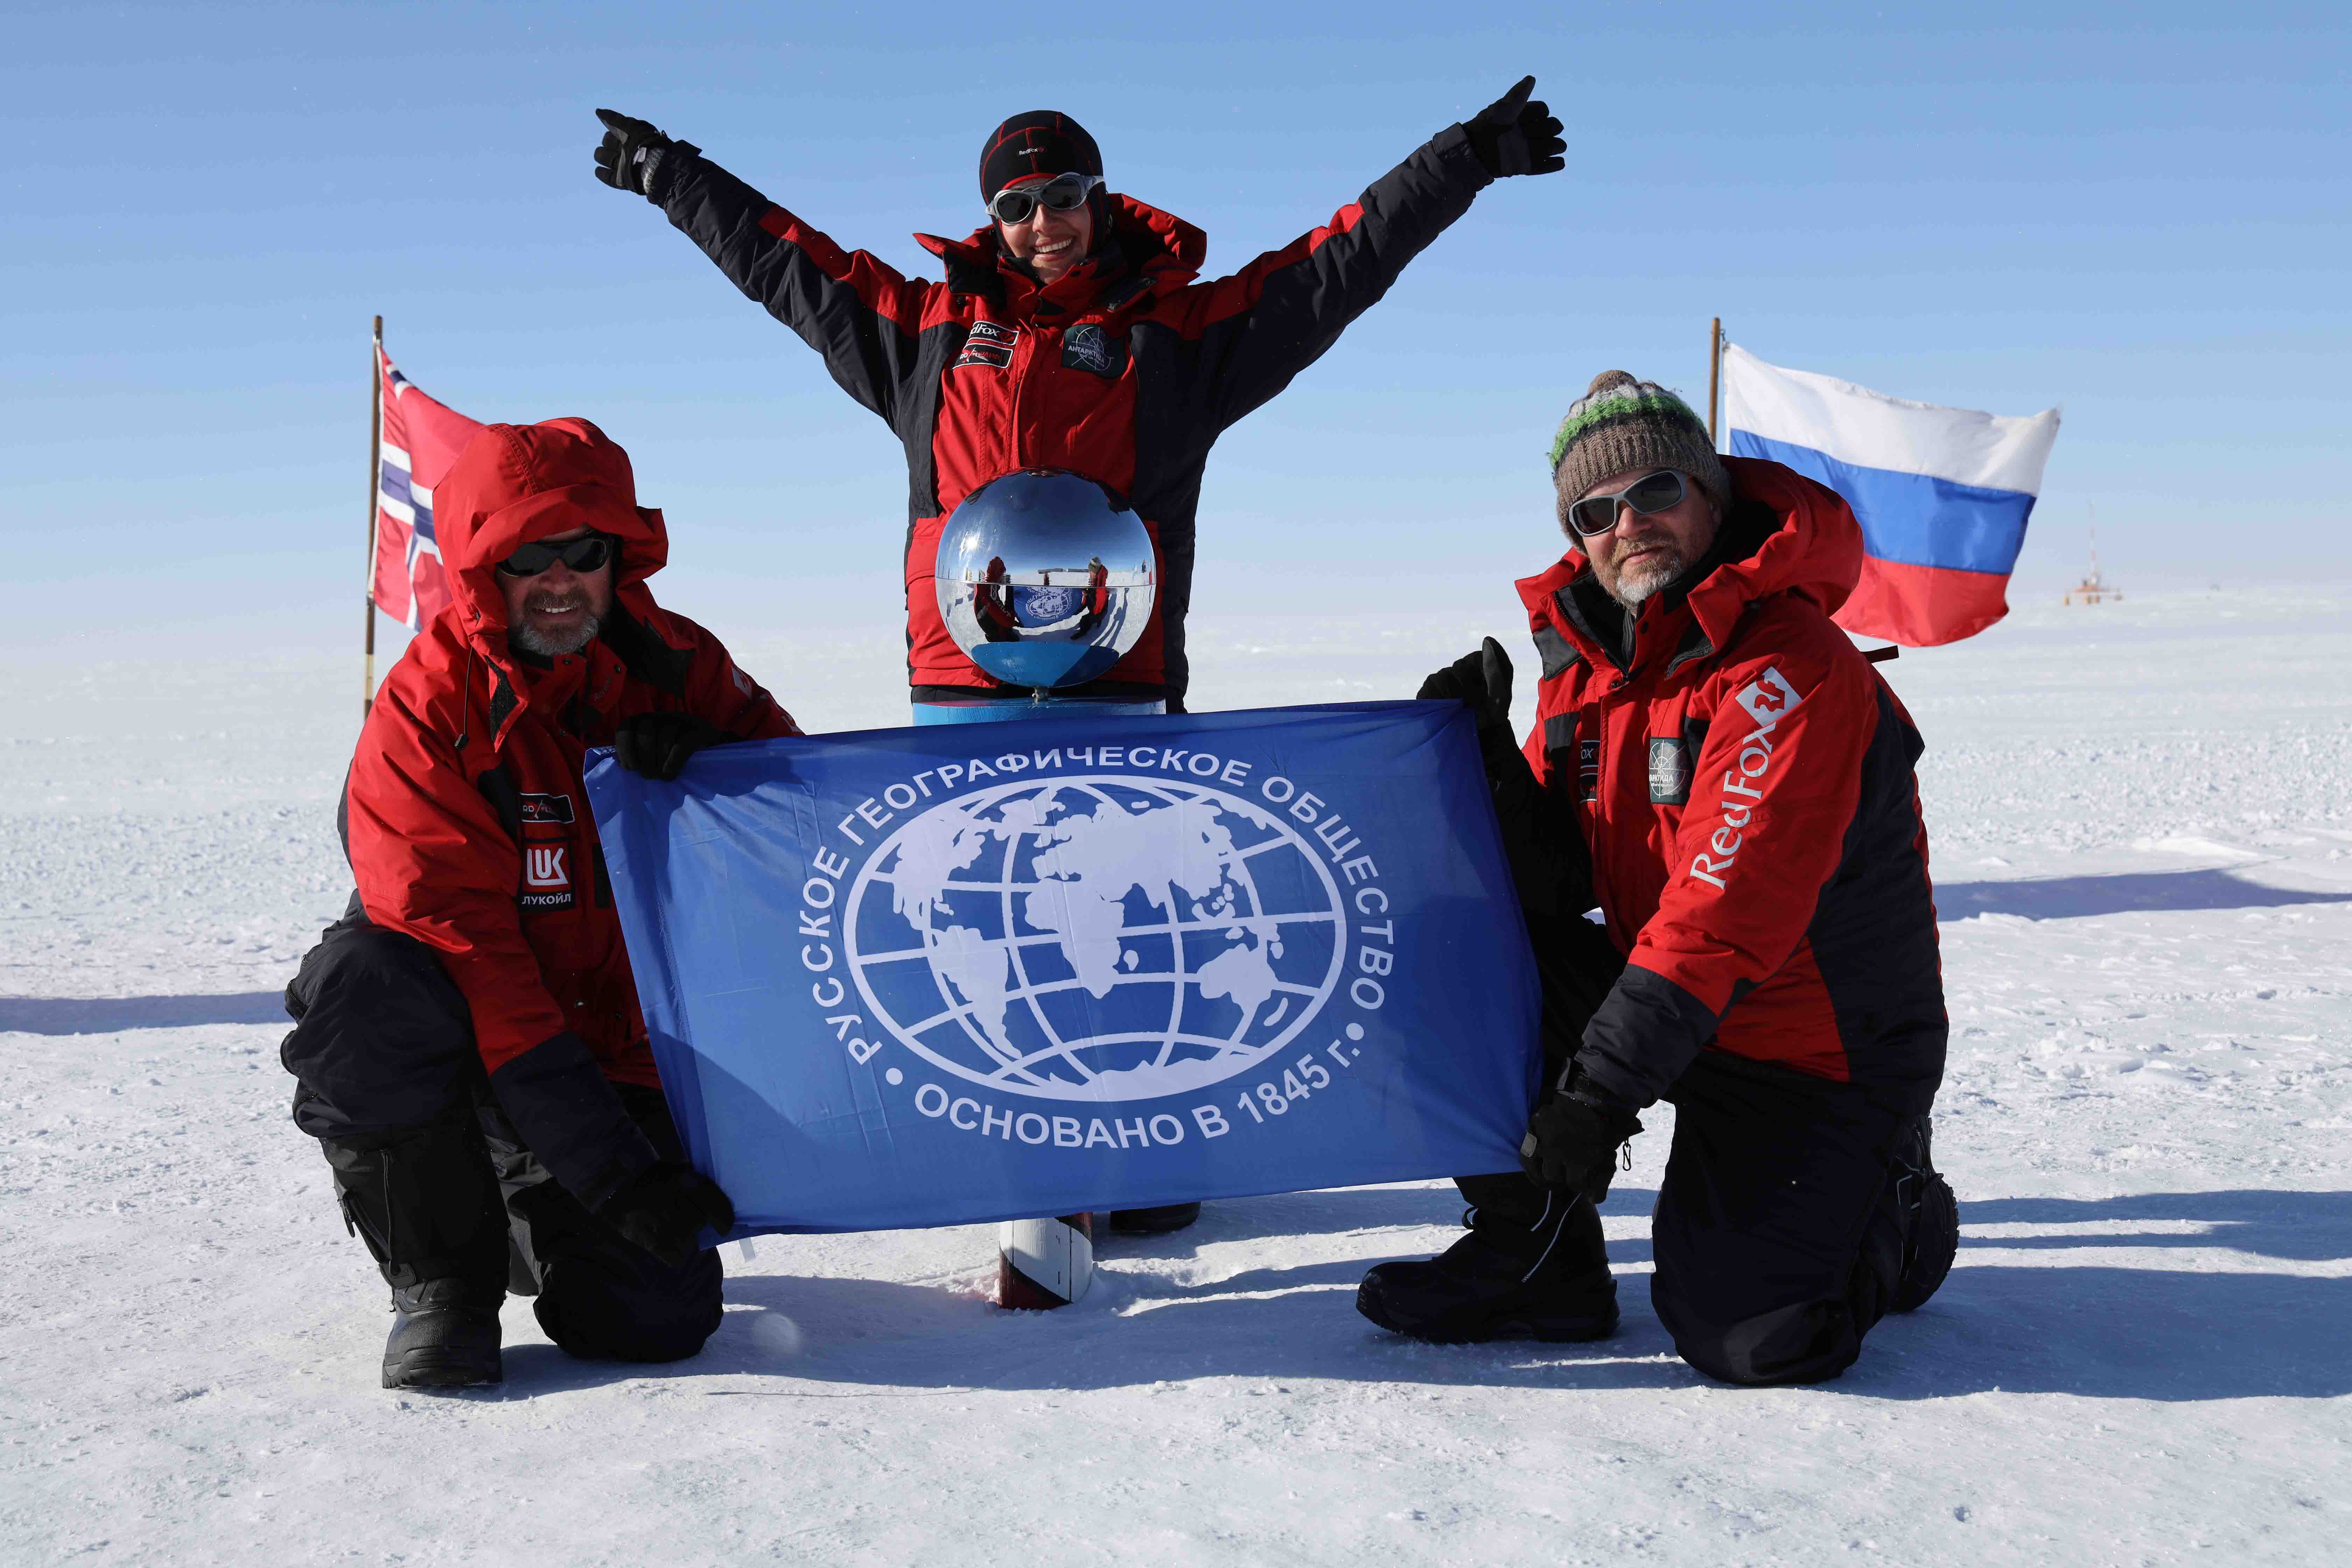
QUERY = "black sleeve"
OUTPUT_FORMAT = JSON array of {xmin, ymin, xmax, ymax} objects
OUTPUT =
[
  {"xmin": 1574, "ymin": 966, "xmax": 1723, "ymax": 1110},
  {"xmin": 657, "ymin": 153, "xmax": 935, "ymax": 427},
  {"xmin": 488, "ymin": 1031, "xmax": 661, "ymax": 1210},
  {"xmin": 1192, "ymin": 124, "xmax": 1492, "ymax": 431},
  {"xmin": 1483, "ymin": 725, "xmax": 1597, "ymax": 920}
]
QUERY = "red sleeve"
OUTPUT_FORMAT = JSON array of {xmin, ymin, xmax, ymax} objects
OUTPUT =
[
  {"xmin": 344, "ymin": 682, "xmax": 568, "ymax": 1073},
  {"xmin": 662, "ymin": 612, "xmax": 803, "ymax": 740}
]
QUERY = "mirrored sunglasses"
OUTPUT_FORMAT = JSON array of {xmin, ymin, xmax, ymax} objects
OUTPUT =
[{"xmin": 987, "ymin": 172, "xmax": 1102, "ymax": 226}]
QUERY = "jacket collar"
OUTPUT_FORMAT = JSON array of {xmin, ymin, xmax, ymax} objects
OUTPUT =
[{"xmin": 916, "ymin": 192, "xmax": 1206, "ymax": 318}]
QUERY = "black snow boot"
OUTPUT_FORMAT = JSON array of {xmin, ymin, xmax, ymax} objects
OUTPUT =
[
  {"xmin": 1890, "ymin": 1115, "xmax": 1959, "ymax": 1313},
  {"xmin": 1109, "ymin": 1202, "xmax": 1201, "ymax": 1235},
  {"xmin": 319, "ymin": 1106, "xmax": 510, "ymax": 1390},
  {"xmin": 1357, "ymin": 1174, "xmax": 1618, "ymax": 1344},
  {"xmin": 384, "ymin": 1276, "xmax": 505, "ymax": 1389}
]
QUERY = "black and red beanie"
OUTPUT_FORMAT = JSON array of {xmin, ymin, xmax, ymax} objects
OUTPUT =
[{"xmin": 979, "ymin": 111, "xmax": 1103, "ymax": 201}]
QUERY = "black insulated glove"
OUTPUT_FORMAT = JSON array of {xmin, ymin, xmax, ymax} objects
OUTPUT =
[
  {"xmin": 613, "ymin": 712, "xmax": 734, "ymax": 781},
  {"xmin": 1521, "ymin": 1077, "xmax": 1644, "ymax": 1203},
  {"xmin": 598, "ymin": 1163, "xmax": 735, "ymax": 1267},
  {"xmin": 1465, "ymin": 76, "xmax": 1566, "ymax": 178},
  {"xmin": 593, "ymin": 108, "xmax": 700, "ymax": 201},
  {"xmin": 1418, "ymin": 636, "xmax": 1515, "ymax": 735}
]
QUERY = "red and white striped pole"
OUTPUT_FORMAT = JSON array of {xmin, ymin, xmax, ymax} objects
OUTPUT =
[{"xmin": 997, "ymin": 1212, "xmax": 1099, "ymax": 1309}]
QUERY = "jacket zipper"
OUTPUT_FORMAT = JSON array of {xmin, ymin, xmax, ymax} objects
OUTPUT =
[{"xmin": 1005, "ymin": 316, "xmax": 1032, "ymax": 469}]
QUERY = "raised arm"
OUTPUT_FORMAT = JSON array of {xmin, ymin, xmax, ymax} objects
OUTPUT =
[
  {"xmin": 1185, "ymin": 78, "xmax": 1563, "ymax": 430},
  {"xmin": 594, "ymin": 109, "xmax": 936, "ymax": 428}
]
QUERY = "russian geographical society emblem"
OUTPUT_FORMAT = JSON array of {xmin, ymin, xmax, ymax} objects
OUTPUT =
[{"xmin": 793, "ymin": 741, "xmax": 1398, "ymax": 1149}]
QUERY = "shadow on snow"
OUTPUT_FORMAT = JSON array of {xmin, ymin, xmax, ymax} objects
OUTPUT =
[
  {"xmin": 484, "ymin": 1183, "xmax": 2351, "ymax": 1404},
  {"xmin": 0, "ymin": 991, "xmax": 287, "ymax": 1035},
  {"xmin": 1938, "ymin": 868, "xmax": 2352, "ymax": 922}
]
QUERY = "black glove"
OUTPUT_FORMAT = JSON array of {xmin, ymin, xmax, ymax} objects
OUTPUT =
[
  {"xmin": 1520, "ymin": 1075, "xmax": 1644, "ymax": 1203},
  {"xmin": 1464, "ymin": 76, "xmax": 1565, "ymax": 179},
  {"xmin": 1418, "ymin": 636, "xmax": 1514, "ymax": 736},
  {"xmin": 613, "ymin": 712, "xmax": 734, "ymax": 781},
  {"xmin": 598, "ymin": 1163, "xmax": 736, "ymax": 1267},
  {"xmin": 593, "ymin": 108, "xmax": 700, "ymax": 201}
]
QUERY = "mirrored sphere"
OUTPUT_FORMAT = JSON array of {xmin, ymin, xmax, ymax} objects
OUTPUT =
[{"xmin": 935, "ymin": 470, "xmax": 1158, "ymax": 690}]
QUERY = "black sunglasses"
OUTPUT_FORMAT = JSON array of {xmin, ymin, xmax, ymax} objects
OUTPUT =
[
  {"xmin": 987, "ymin": 172, "xmax": 1102, "ymax": 226},
  {"xmin": 1568, "ymin": 470, "xmax": 1687, "ymax": 539},
  {"xmin": 496, "ymin": 534, "xmax": 613, "ymax": 578}
]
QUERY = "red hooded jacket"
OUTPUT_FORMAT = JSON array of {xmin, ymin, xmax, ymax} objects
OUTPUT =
[
  {"xmin": 655, "ymin": 124, "xmax": 1496, "ymax": 708},
  {"xmin": 1518, "ymin": 456, "xmax": 1945, "ymax": 1111},
  {"xmin": 345, "ymin": 420, "xmax": 799, "ymax": 1104}
]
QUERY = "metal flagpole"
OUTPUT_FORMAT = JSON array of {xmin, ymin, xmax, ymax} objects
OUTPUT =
[
  {"xmin": 363, "ymin": 315, "xmax": 383, "ymax": 720},
  {"xmin": 1707, "ymin": 316, "xmax": 1722, "ymax": 448}
]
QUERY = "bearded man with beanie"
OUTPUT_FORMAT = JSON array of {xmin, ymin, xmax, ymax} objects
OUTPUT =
[
  {"xmin": 588, "ymin": 82, "xmax": 1564, "ymax": 720},
  {"xmin": 280, "ymin": 418, "xmax": 802, "ymax": 1388},
  {"xmin": 1357, "ymin": 372, "xmax": 1961, "ymax": 1387}
]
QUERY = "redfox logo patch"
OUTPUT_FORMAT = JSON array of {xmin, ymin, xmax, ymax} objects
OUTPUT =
[
  {"xmin": 953, "ymin": 321, "xmax": 1018, "ymax": 371},
  {"xmin": 518, "ymin": 793, "xmax": 574, "ymax": 825},
  {"xmin": 1733, "ymin": 667, "xmax": 1805, "ymax": 729}
]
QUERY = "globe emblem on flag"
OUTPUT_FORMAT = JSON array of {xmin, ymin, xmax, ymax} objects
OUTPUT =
[
  {"xmin": 844, "ymin": 776, "xmax": 1349, "ymax": 1102},
  {"xmin": 1014, "ymin": 584, "xmax": 1080, "ymax": 623}
]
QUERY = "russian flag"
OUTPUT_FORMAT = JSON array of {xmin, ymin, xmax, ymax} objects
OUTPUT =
[
  {"xmin": 373, "ymin": 349, "xmax": 484, "ymax": 631},
  {"xmin": 1722, "ymin": 344, "xmax": 2060, "ymax": 646}
]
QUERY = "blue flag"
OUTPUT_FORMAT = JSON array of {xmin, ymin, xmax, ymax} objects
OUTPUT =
[{"xmin": 585, "ymin": 701, "xmax": 1540, "ymax": 1234}]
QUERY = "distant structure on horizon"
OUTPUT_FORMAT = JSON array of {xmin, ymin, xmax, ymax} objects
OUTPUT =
[{"xmin": 2065, "ymin": 518, "xmax": 2121, "ymax": 606}]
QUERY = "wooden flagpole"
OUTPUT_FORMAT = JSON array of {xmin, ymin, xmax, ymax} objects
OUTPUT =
[
  {"xmin": 363, "ymin": 315, "xmax": 383, "ymax": 720},
  {"xmin": 1707, "ymin": 316, "xmax": 1723, "ymax": 448}
]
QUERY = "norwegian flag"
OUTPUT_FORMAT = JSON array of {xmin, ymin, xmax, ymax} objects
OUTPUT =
[{"xmin": 373, "ymin": 348, "xmax": 484, "ymax": 630}]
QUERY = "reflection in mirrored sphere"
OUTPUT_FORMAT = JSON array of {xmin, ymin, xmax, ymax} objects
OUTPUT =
[{"xmin": 935, "ymin": 470, "xmax": 1158, "ymax": 690}]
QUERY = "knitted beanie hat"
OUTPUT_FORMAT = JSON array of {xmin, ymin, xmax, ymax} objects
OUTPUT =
[{"xmin": 1547, "ymin": 370, "xmax": 1732, "ymax": 533}]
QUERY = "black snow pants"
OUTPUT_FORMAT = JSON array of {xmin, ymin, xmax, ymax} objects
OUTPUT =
[
  {"xmin": 1648, "ymin": 1050, "xmax": 1941, "ymax": 1386},
  {"xmin": 280, "ymin": 903, "xmax": 723, "ymax": 1363},
  {"xmin": 1462, "ymin": 912, "xmax": 1949, "ymax": 1386}
]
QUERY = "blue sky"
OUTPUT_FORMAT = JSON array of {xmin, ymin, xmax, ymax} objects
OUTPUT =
[{"xmin": 3, "ymin": 2, "xmax": 2345, "ymax": 662}]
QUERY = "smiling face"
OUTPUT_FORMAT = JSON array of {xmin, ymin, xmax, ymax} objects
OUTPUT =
[
  {"xmin": 1577, "ymin": 468, "xmax": 1721, "ymax": 610},
  {"xmin": 499, "ymin": 528, "xmax": 614, "ymax": 657},
  {"xmin": 996, "ymin": 191, "xmax": 1094, "ymax": 285}
]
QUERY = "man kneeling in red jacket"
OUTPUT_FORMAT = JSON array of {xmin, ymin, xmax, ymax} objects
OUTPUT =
[
  {"xmin": 282, "ymin": 417, "xmax": 800, "ymax": 1389},
  {"xmin": 1359, "ymin": 372, "xmax": 1960, "ymax": 1386}
]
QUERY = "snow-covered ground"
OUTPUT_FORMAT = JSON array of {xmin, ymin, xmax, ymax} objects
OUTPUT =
[{"xmin": 4, "ymin": 587, "xmax": 2348, "ymax": 1564}]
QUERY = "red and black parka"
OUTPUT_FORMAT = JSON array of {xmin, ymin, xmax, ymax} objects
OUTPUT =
[
  {"xmin": 653, "ymin": 124, "xmax": 1498, "ymax": 709},
  {"xmin": 1519, "ymin": 456, "xmax": 1946, "ymax": 1112},
  {"xmin": 344, "ymin": 418, "xmax": 799, "ymax": 1201}
]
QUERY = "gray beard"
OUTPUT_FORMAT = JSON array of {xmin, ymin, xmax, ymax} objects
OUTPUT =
[
  {"xmin": 510, "ymin": 611, "xmax": 601, "ymax": 658},
  {"xmin": 1609, "ymin": 547, "xmax": 1688, "ymax": 610}
]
